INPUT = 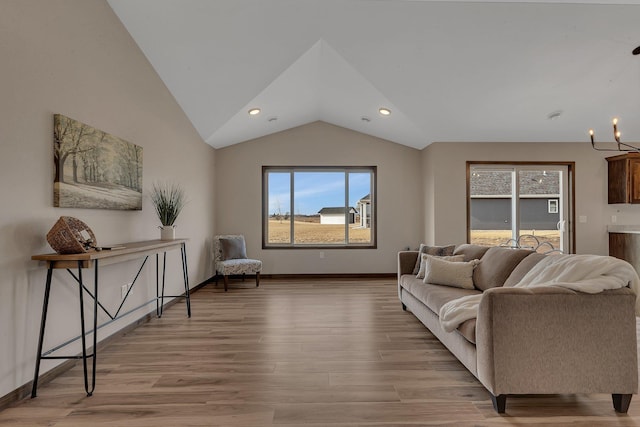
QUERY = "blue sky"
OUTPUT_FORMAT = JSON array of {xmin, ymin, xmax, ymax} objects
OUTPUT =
[{"xmin": 268, "ymin": 171, "xmax": 371, "ymax": 215}]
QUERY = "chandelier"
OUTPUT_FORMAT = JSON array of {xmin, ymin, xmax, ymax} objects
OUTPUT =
[
  {"xmin": 587, "ymin": 46, "xmax": 640, "ymax": 152},
  {"xmin": 589, "ymin": 118, "xmax": 640, "ymax": 152}
]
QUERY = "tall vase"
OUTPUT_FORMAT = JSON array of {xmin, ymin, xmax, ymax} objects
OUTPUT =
[{"xmin": 160, "ymin": 225, "xmax": 175, "ymax": 241}]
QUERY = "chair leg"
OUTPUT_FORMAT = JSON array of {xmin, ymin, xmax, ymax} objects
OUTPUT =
[
  {"xmin": 223, "ymin": 275, "xmax": 229, "ymax": 292},
  {"xmin": 256, "ymin": 272, "xmax": 260, "ymax": 287},
  {"xmin": 242, "ymin": 273, "xmax": 246, "ymax": 282},
  {"xmin": 214, "ymin": 272, "xmax": 218, "ymax": 287}
]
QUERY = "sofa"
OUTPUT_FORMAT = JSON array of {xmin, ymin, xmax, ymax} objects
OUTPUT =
[{"xmin": 397, "ymin": 244, "xmax": 638, "ymax": 414}]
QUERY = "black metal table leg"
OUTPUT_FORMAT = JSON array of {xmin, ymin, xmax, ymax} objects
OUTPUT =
[
  {"xmin": 89, "ymin": 260, "xmax": 98, "ymax": 395},
  {"xmin": 159, "ymin": 252, "xmax": 167, "ymax": 317},
  {"xmin": 31, "ymin": 266, "xmax": 53, "ymax": 398},
  {"xmin": 155, "ymin": 253, "xmax": 160, "ymax": 317},
  {"xmin": 76, "ymin": 261, "xmax": 90, "ymax": 395},
  {"xmin": 181, "ymin": 243, "xmax": 191, "ymax": 317},
  {"xmin": 76, "ymin": 260, "xmax": 97, "ymax": 396}
]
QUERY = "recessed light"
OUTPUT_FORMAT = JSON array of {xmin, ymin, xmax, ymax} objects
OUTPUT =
[
  {"xmin": 379, "ymin": 107, "xmax": 391, "ymax": 116},
  {"xmin": 248, "ymin": 108, "xmax": 261, "ymax": 116},
  {"xmin": 633, "ymin": 45, "xmax": 640, "ymax": 55}
]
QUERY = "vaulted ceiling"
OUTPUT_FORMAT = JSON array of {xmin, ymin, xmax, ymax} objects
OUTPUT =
[{"xmin": 107, "ymin": 0, "xmax": 640, "ymax": 150}]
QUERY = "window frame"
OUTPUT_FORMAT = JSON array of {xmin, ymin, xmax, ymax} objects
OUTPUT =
[{"xmin": 262, "ymin": 166, "xmax": 377, "ymax": 249}]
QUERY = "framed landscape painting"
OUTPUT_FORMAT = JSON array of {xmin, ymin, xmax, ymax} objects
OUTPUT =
[{"xmin": 53, "ymin": 114, "xmax": 143, "ymax": 210}]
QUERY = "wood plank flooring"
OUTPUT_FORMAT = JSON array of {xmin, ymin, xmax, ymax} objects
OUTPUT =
[{"xmin": 1, "ymin": 278, "xmax": 640, "ymax": 426}]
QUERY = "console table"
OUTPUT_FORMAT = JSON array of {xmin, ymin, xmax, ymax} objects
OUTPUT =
[{"xmin": 30, "ymin": 239, "xmax": 191, "ymax": 397}]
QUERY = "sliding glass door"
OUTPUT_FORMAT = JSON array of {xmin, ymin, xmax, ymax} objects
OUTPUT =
[{"xmin": 468, "ymin": 164, "xmax": 572, "ymax": 253}]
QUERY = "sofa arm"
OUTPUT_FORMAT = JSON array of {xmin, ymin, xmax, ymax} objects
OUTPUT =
[
  {"xmin": 476, "ymin": 286, "xmax": 638, "ymax": 397},
  {"xmin": 397, "ymin": 251, "xmax": 419, "ymax": 301},
  {"xmin": 398, "ymin": 251, "xmax": 418, "ymax": 277}
]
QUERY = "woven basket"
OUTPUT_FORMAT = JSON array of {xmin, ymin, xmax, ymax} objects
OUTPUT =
[{"xmin": 46, "ymin": 216, "xmax": 97, "ymax": 254}]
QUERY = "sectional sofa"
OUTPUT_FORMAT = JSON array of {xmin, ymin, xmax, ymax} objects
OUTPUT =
[{"xmin": 397, "ymin": 244, "xmax": 638, "ymax": 414}]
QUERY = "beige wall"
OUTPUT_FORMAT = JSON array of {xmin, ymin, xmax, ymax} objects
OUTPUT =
[
  {"xmin": 421, "ymin": 141, "xmax": 640, "ymax": 255},
  {"xmin": 215, "ymin": 121, "xmax": 424, "ymax": 274},
  {"xmin": 0, "ymin": 1, "xmax": 216, "ymax": 398}
]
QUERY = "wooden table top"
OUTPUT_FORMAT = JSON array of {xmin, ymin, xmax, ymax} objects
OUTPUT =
[{"xmin": 32, "ymin": 239, "xmax": 188, "ymax": 268}]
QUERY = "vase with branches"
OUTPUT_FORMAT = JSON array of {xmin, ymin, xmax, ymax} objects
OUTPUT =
[{"xmin": 150, "ymin": 182, "xmax": 185, "ymax": 240}]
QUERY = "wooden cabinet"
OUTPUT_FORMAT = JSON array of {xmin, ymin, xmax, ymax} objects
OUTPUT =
[
  {"xmin": 606, "ymin": 153, "xmax": 640, "ymax": 204},
  {"xmin": 609, "ymin": 232, "xmax": 640, "ymax": 275}
]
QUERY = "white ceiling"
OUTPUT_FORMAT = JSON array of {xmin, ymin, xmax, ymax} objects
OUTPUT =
[{"xmin": 107, "ymin": 0, "xmax": 640, "ymax": 150}]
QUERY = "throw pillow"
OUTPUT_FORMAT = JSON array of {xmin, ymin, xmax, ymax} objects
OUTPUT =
[
  {"xmin": 411, "ymin": 244, "xmax": 456, "ymax": 275},
  {"xmin": 416, "ymin": 254, "xmax": 465, "ymax": 279},
  {"xmin": 422, "ymin": 255, "xmax": 479, "ymax": 290},
  {"xmin": 220, "ymin": 237, "xmax": 248, "ymax": 260}
]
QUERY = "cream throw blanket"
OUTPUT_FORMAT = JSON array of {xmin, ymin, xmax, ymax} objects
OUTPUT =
[{"xmin": 438, "ymin": 254, "xmax": 640, "ymax": 333}]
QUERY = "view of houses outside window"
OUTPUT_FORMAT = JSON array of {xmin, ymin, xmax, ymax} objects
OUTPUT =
[
  {"xmin": 264, "ymin": 167, "xmax": 375, "ymax": 247},
  {"xmin": 469, "ymin": 166, "xmax": 564, "ymax": 251}
]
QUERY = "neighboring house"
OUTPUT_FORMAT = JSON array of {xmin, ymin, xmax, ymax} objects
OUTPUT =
[
  {"xmin": 357, "ymin": 194, "xmax": 371, "ymax": 228},
  {"xmin": 470, "ymin": 171, "xmax": 560, "ymax": 230},
  {"xmin": 318, "ymin": 207, "xmax": 357, "ymax": 224}
]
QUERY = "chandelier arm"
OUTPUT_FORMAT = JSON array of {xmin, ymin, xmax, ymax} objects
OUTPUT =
[
  {"xmin": 591, "ymin": 140, "xmax": 640, "ymax": 152},
  {"xmin": 618, "ymin": 141, "xmax": 640, "ymax": 152}
]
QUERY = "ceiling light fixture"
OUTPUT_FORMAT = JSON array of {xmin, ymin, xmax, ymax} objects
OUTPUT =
[
  {"xmin": 589, "ymin": 118, "xmax": 640, "ymax": 152},
  {"xmin": 378, "ymin": 107, "xmax": 391, "ymax": 116},
  {"xmin": 587, "ymin": 48, "xmax": 640, "ymax": 152},
  {"xmin": 248, "ymin": 108, "xmax": 261, "ymax": 116}
]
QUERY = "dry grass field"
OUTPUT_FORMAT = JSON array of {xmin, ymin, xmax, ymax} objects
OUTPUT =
[
  {"xmin": 267, "ymin": 220, "xmax": 559, "ymax": 250},
  {"xmin": 471, "ymin": 230, "xmax": 560, "ymax": 251},
  {"xmin": 268, "ymin": 220, "xmax": 371, "ymax": 244}
]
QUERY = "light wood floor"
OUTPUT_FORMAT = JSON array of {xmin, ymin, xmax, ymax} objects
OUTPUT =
[{"xmin": 2, "ymin": 278, "xmax": 640, "ymax": 426}]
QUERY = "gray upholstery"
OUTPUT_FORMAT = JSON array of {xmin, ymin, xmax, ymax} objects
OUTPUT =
[
  {"xmin": 453, "ymin": 244, "xmax": 490, "ymax": 262},
  {"xmin": 398, "ymin": 245, "xmax": 638, "ymax": 413},
  {"xmin": 472, "ymin": 246, "xmax": 532, "ymax": 291}
]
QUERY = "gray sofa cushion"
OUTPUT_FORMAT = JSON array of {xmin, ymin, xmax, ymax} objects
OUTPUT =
[
  {"xmin": 400, "ymin": 275, "xmax": 481, "ymax": 317},
  {"xmin": 453, "ymin": 244, "xmax": 491, "ymax": 262},
  {"xmin": 473, "ymin": 247, "xmax": 533, "ymax": 291},
  {"xmin": 503, "ymin": 252, "xmax": 547, "ymax": 287}
]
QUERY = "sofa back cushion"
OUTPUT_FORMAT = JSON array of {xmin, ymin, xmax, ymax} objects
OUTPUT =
[
  {"xmin": 473, "ymin": 247, "xmax": 533, "ymax": 291},
  {"xmin": 453, "ymin": 244, "xmax": 490, "ymax": 262},
  {"xmin": 503, "ymin": 252, "xmax": 547, "ymax": 287}
]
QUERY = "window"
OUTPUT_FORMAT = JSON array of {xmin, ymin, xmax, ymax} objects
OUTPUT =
[
  {"xmin": 467, "ymin": 162, "xmax": 574, "ymax": 253},
  {"xmin": 263, "ymin": 166, "xmax": 376, "ymax": 248}
]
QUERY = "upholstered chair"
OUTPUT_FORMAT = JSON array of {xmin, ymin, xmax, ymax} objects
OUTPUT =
[{"xmin": 213, "ymin": 235, "xmax": 262, "ymax": 291}]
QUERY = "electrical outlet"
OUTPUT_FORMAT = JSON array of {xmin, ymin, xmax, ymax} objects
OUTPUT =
[{"xmin": 319, "ymin": 251, "xmax": 325, "ymax": 259}]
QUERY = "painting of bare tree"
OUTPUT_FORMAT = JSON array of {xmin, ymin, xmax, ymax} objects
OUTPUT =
[{"xmin": 53, "ymin": 114, "xmax": 142, "ymax": 210}]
